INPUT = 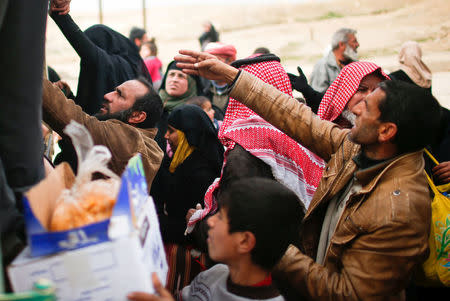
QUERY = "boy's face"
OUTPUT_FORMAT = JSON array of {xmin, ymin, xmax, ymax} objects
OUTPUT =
[{"xmin": 207, "ymin": 207, "xmax": 242, "ymax": 264}]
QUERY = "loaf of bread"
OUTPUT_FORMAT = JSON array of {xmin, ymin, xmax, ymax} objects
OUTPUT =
[{"xmin": 50, "ymin": 179, "xmax": 119, "ymax": 232}]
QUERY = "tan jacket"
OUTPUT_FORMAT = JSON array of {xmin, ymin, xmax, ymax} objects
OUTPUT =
[
  {"xmin": 230, "ymin": 71, "xmax": 431, "ymax": 300},
  {"xmin": 42, "ymin": 80, "xmax": 163, "ymax": 191}
]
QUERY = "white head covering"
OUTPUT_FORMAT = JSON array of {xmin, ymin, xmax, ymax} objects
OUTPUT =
[{"xmin": 399, "ymin": 41, "xmax": 432, "ymax": 88}]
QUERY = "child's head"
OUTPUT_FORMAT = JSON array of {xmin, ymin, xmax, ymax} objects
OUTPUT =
[
  {"xmin": 207, "ymin": 177, "xmax": 305, "ymax": 271},
  {"xmin": 139, "ymin": 39, "xmax": 158, "ymax": 58},
  {"xmin": 185, "ymin": 96, "xmax": 215, "ymax": 122}
]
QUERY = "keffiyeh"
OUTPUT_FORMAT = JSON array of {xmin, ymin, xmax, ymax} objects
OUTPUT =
[
  {"xmin": 317, "ymin": 61, "xmax": 390, "ymax": 122},
  {"xmin": 186, "ymin": 55, "xmax": 325, "ymax": 233}
]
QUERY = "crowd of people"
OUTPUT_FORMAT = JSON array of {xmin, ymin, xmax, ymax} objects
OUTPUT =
[{"xmin": 1, "ymin": 0, "xmax": 449, "ymax": 300}]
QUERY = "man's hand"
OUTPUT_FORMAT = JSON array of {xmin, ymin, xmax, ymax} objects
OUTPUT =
[
  {"xmin": 186, "ymin": 203, "xmax": 202, "ymax": 223},
  {"xmin": 288, "ymin": 66, "xmax": 309, "ymax": 92},
  {"xmin": 433, "ymin": 161, "xmax": 450, "ymax": 184},
  {"xmin": 127, "ymin": 273, "xmax": 175, "ymax": 301},
  {"xmin": 174, "ymin": 50, "xmax": 239, "ymax": 84},
  {"xmin": 54, "ymin": 80, "xmax": 72, "ymax": 95},
  {"xmin": 50, "ymin": 0, "xmax": 71, "ymax": 15}
]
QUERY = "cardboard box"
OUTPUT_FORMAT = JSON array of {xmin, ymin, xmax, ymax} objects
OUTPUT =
[
  {"xmin": 8, "ymin": 155, "xmax": 168, "ymax": 300},
  {"xmin": 23, "ymin": 154, "xmax": 151, "ymax": 257}
]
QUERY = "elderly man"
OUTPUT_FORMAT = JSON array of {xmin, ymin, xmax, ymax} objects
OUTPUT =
[
  {"xmin": 310, "ymin": 28, "xmax": 359, "ymax": 93},
  {"xmin": 43, "ymin": 77, "xmax": 164, "ymax": 192},
  {"xmin": 175, "ymin": 50, "xmax": 443, "ymax": 300}
]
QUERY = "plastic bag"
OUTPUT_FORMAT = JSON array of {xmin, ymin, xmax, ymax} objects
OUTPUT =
[
  {"xmin": 420, "ymin": 149, "xmax": 450, "ymax": 286},
  {"xmin": 50, "ymin": 121, "xmax": 120, "ymax": 231}
]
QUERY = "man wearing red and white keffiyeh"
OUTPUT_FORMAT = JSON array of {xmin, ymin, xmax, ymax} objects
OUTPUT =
[
  {"xmin": 186, "ymin": 54, "xmax": 325, "ymax": 234},
  {"xmin": 317, "ymin": 61, "xmax": 390, "ymax": 128}
]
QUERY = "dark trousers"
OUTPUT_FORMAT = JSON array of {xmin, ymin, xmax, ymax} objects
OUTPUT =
[{"xmin": 0, "ymin": 0, "xmax": 48, "ymax": 286}]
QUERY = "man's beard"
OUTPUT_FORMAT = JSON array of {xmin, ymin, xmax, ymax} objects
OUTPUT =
[
  {"xmin": 94, "ymin": 107, "xmax": 133, "ymax": 123},
  {"xmin": 341, "ymin": 109, "xmax": 356, "ymax": 126},
  {"xmin": 343, "ymin": 44, "xmax": 358, "ymax": 62}
]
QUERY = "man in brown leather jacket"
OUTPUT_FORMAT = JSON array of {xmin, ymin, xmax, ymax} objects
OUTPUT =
[
  {"xmin": 175, "ymin": 50, "xmax": 443, "ymax": 300},
  {"xmin": 42, "ymin": 77, "xmax": 164, "ymax": 192}
]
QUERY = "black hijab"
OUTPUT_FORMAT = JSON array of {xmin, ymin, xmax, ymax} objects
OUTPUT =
[
  {"xmin": 51, "ymin": 13, "xmax": 151, "ymax": 115},
  {"xmin": 168, "ymin": 104, "xmax": 224, "ymax": 172},
  {"xmin": 77, "ymin": 24, "xmax": 151, "ymax": 115}
]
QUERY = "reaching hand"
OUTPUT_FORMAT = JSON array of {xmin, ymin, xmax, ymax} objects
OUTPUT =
[
  {"xmin": 288, "ymin": 66, "xmax": 309, "ymax": 92},
  {"xmin": 127, "ymin": 273, "xmax": 175, "ymax": 301},
  {"xmin": 174, "ymin": 50, "xmax": 239, "ymax": 84},
  {"xmin": 186, "ymin": 203, "xmax": 202, "ymax": 223},
  {"xmin": 433, "ymin": 161, "xmax": 450, "ymax": 184},
  {"xmin": 50, "ymin": 0, "xmax": 71, "ymax": 15},
  {"xmin": 54, "ymin": 80, "xmax": 72, "ymax": 95}
]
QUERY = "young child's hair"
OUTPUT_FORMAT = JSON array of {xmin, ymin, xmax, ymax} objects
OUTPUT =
[
  {"xmin": 185, "ymin": 95, "xmax": 211, "ymax": 108},
  {"xmin": 142, "ymin": 38, "xmax": 158, "ymax": 56},
  {"xmin": 218, "ymin": 177, "xmax": 305, "ymax": 270}
]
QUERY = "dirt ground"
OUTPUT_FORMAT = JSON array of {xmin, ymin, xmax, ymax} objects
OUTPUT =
[{"xmin": 45, "ymin": 0, "xmax": 450, "ymax": 108}]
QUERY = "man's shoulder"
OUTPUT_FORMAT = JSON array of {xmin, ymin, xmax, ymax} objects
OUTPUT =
[
  {"xmin": 311, "ymin": 51, "xmax": 339, "ymax": 76},
  {"xmin": 182, "ymin": 264, "xmax": 228, "ymax": 300},
  {"xmin": 312, "ymin": 53, "xmax": 328, "ymax": 70}
]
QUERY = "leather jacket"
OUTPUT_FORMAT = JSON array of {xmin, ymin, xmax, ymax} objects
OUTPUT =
[
  {"xmin": 229, "ymin": 71, "xmax": 431, "ymax": 300},
  {"xmin": 42, "ymin": 79, "xmax": 163, "ymax": 191}
]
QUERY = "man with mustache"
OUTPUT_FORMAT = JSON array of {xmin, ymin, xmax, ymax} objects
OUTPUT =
[
  {"xmin": 42, "ymin": 77, "xmax": 164, "ymax": 191},
  {"xmin": 174, "ymin": 50, "xmax": 443, "ymax": 300},
  {"xmin": 310, "ymin": 28, "xmax": 360, "ymax": 93}
]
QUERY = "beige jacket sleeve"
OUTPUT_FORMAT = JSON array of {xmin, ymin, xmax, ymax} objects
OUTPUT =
[{"xmin": 229, "ymin": 71, "xmax": 349, "ymax": 162}]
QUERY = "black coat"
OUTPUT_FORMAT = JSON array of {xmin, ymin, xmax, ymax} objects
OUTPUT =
[
  {"xmin": 151, "ymin": 151, "xmax": 220, "ymax": 244},
  {"xmin": 51, "ymin": 12, "xmax": 151, "ymax": 115},
  {"xmin": 151, "ymin": 105, "xmax": 224, "ymax": 244}
]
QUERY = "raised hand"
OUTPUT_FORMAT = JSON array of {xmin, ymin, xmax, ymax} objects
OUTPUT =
[
  {"xmin": 50, "ymin": 0, "xmax": 71, "ymax": 15},
  {"xmin": 288, "ymin": 66, "xmax": 309, "ymax": 92},
  {"xmin": 174, "ymin": 50, "xmax": 239, "ymax": 84}
]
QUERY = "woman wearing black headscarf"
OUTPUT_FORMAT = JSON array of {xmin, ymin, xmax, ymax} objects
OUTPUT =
[
  {"xmin": 155, "ymin": 61, "xmax": 203, "ymax": 151},
  {"xmin": 151, "ymin": 104, "xmax": 223, "ymax": 244},
  {"xmin": 50, "ymin": 12, "xmax": 151, "ymax": 115},
  {"xmin": 150, "ymin": 104, "xmax": 223, "ymax": 294}
]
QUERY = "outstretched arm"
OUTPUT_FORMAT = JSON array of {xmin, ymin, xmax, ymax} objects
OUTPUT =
[
  {"xmin": 50, "ymin": 10, "xmax": 99, "ymax": 64},
  {"xmin": 175, "ymin": 50, "xmax": 347, "ymax": 161}
]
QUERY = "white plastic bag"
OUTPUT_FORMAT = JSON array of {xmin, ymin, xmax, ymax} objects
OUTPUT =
[{"xmin": 50, "ymin": 121, "xmax": 120, "ymax": 231}]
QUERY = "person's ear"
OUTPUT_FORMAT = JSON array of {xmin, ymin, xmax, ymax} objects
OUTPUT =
[
  {"xmin": 128, "ymin": 111, "xmax": 147, "ymax": 125},
  {"xmin": 378, "ymin": 122, "xmax": 397, "ymax": 143},
  {"xmin": 237, "ymin": 231, "xmax": 256, "ymax": 254},
  {"xmin": 338, "ymin": 41, "xmax": 346, "ymax": 50}
]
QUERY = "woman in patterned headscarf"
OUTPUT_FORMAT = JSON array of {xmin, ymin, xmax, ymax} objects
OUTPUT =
[{"xmin": 317, "ymin": 61, "xmax": 390, "ymax": 128}]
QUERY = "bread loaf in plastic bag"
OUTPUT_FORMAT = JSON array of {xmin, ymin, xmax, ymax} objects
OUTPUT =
[{"xmin": 50, "ymin": 121, "xmax": 120, "ymax": 231}]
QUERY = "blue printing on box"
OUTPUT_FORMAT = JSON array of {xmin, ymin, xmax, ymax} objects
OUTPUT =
[{"xmin": 23, "ymin": 154, "xmax": 148, "ymax": 257}]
